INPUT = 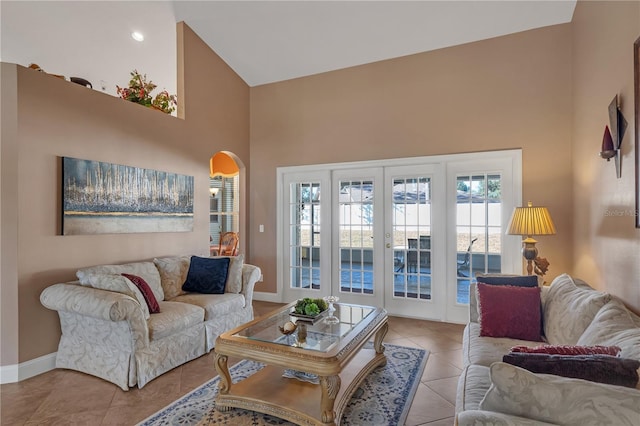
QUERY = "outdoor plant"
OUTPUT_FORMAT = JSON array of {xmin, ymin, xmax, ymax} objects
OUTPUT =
[{"xmin": 116, "ymin": 70, "xmax": 177, "ymax": 114}]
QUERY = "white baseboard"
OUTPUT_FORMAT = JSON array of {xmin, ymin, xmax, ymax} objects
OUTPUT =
[
  {"xmin": 0, "ymin": 352, "xmax": 56, "ymax": 384},
  {"xmin": 253, "ymin": 291, "xmax": 282, "ymax": 303}
]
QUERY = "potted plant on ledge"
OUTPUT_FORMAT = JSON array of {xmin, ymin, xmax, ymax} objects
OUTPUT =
[{"xmin": 116, "ymin": 70, "xmax": 177, "ymax": 114}]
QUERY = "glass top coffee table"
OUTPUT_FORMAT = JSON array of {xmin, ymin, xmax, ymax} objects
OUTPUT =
[{"xmin": 214, "ymin": 301, "xmax": 388, "ymax": 426}]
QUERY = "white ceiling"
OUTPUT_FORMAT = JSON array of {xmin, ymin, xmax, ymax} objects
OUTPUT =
[{"xmin": 1, "ymin": 1, "xmax": 576, "ymax": 96}]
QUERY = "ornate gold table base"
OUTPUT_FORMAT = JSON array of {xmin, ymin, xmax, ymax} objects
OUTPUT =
[{"xmin": 214, "ymin": 319, "xmax": 388, "ymax": 426}]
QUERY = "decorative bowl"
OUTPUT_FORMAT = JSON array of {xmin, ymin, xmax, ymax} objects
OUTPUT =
[{"xmin": 278, "ymin": 321, "xmax": 298, "ymax": 335}]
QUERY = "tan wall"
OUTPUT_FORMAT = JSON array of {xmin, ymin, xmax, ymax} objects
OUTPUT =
[
  {"xmin": 1, "ymin": 22, "xmax": 250, "ymax": 364},
  {"xmin": 250, "ymin": 24, "xmax": 574, "ymax": 293},
  {"xmin": 1, "ymin": 64, "xmax": 20, "ymax": 366},
  {"xmin": 572, "ymin": 0, "xmax": 640, "ymax": 312}
]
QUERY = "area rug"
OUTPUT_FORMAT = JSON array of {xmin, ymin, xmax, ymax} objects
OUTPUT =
[{"xmin": 138, "ymin": 344, "xmax": 428, "ymax": 426}]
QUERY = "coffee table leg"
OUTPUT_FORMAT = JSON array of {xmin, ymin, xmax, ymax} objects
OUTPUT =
[
  {"xmin": 320, "ymin": 374, "xmax": 341, "ymax": 424},
  {"xmin": 214, "ymin": 353, "xmax": 232, "ymax": 412},
  {"xmin": 374, "ymin": 322, "xmax": 388, "ymax": 355}
]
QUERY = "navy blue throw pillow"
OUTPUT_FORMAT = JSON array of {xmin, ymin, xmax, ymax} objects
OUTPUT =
[
  {"xmin": 476, "ymin": 274, "xmax": 538, "ymax": 287},
  {"xmin": 182, "ymin": 256, "xmax": 230, "ymax": 294}
]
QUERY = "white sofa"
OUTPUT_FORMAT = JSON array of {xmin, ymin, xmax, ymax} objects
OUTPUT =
[
  {"xmin": 455, "ymin": 274, "xmax": 640, "ymax": 425},
  {"xmin": 40, "ymin": 255, "xmax": 261, "ymax": 390}
]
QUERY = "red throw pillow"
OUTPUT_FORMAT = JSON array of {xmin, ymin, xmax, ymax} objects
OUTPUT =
[
  {"xmin": 122, "ymin": 273, "xmax": 160, "ymax": 314},
  {"xmin": 510, "ymin": 345, "xmax": 621, "ymax": 356},
  {"xmin": 477, "ymin": 283, "xmax": 542, "ymax": 341}
]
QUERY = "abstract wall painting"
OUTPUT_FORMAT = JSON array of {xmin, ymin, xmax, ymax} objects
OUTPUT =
[{"xmin": 62, "ymin": 157, "xmax": 194, "ymax": 235}]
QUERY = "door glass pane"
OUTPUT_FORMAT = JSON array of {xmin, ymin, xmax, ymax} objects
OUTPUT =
[
  {"xmin": 338, "ymin": 180, "xmax": 373, "ymax": 294},
  {"xmin": 392, "ymin": 177, "xmax": 432, "ymax": 300},
  {"xmin": 289, "ymin": 182, "xmax": 321, "ymax": 290},
  {"xmin": 456, "ymin": 174, "xmax": 502, "ymax": 304}
]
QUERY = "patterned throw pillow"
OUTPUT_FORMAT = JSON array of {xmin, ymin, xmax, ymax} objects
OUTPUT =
[
  {"xmin": 510, "ymin": 344, "xmax": 621, "ymax": 356},
  {"xmin": 543, "ymin": 274, "xmax": 610, "ymax": 345},
  {"xmin": 77, "ymin": 261, "xmax": 164, "ymax": 302},
  {"xmin": 477, "ymin": 283, "xmax": 543, "ymax": 341},
  {"xmin": 577, "ymin": 297, "xmax": 640, "ymax": 361},
  {"xmin": 122, "ymin": 273, "xmax": 160, "ymax": 313},
  {"xmin": 182, "ymin": 256, "xmax": 230, "ymax": 294},
  {"xmin": 502, "ymin": 353, "xmax": 640, "ymax": 388},
  {"xmin": 480, "ymin": 362, "xmax": 640, "ymax": 424},
  {"xmin": 83, "ymin": 273, "xmax": 150, "ymax": 320},
  {"xmin": 211, "ymin": 254, "xmax": 244, "ymax": 293},
  {"xmin": 153, "ymin": 256, "xmax": 191, "ymax": 300}
]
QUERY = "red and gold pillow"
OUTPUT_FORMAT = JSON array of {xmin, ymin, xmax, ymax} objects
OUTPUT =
[{"xmin": 510, "ymin": 344, "xmax": 621, "ymax": 356}]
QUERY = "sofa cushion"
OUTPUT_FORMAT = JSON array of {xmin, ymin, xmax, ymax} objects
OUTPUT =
[
  {"xmin": 122, "ymin": 273, "xmax": 160, "ymax": 314},
  {"xmin": 456, "ymin": 364, "xmax": 491, "ymax": 413},
  {"xmin": 463, "ymin": 323, "xmax": 544, "ymax": 367},
  {"xmin": 171, "ymin": 293, "xmax": 246, "ymax": 320},
  {"xmin": 148, "ymin": 301, "xmax": 205, "ymax": 341},
  {"xmin": 182, "ymin": 256, "xmax": 230, "ymax": 294},
  {"xmin": 212, "ymin": 254, "xmax": 244, "ymax": 294},
  {"xmin": 577, "ymin": 297, "xmax": 640, "ymax": 361},
  {"xmin": 153, "ymin": 256, "xmax": 191, "ymax": 300},
  {"xmin": 77, "ymin": 261, "xmax": 164, "ymax": 302},
  {"xmin": 476, "ymin": 274, "xmax": 539, "ymax": 287},
  {"xmin": 502, "ymin": 352, "xmax": 640, "ymax": 388},
  {"xmin": 480, "ymin": 362, "xmax": 640, "ymax": 425},
  {"xmin": 543, "ymin": 274, "xmax": 610, "ymax": 345},
  {"xmin": 477, "ymin": 283, "xmax": 542, "ymax": 341},
  {"xmin": 83, "ymin": 274, "xmax": 150, "ymax": 320}
]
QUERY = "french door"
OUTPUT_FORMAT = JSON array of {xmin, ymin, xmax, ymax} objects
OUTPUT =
[
  {"xmin": 383, "ymin": 165, "xmax": 445, "ymax": 319},
  {"xmin": 281, "ymin": 165, "xmax": 445, "ymax": 319},
  {"xmin": 278, "ymin": 151, "xmax": 521, "ymax": 322}
]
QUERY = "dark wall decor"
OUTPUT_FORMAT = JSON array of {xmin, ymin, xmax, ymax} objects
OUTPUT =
[
  {"xmin": 62, "ymin": 157, "xmax": 194, "ymax": 235},
  {"xmin": 635, "ymin": 36, "xmax": 640, "ymax": 228},
  {"xmin": 603, "ymin": 95, "xmax": 627, "ymax": 178}
]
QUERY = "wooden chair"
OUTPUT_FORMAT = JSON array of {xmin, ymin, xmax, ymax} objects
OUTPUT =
[{"xmin": 216, "ymin": 232, "xmax": 239, "ymax": 256}]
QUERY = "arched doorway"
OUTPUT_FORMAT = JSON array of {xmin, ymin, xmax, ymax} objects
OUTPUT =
[{"xmin": 209, "ymin": 151, "xmax": 243, "ymax": 255}]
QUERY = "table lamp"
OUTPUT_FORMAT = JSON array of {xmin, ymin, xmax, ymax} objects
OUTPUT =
[{"xmin": 507, "ymin": 201, "xmax": 556, "ymax": 275}]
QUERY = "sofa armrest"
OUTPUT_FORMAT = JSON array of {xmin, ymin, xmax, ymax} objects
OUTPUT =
[
  {"xmin": 456, "ymin": 410, "xmax": 559, "ymax": 425},
  {"xmin": 241, "ymin": 264, "xmax": 261, "ymax": 307},
  {"xmin": 41, "ymin": 282, "xmax": 149, "ymax": 347}
]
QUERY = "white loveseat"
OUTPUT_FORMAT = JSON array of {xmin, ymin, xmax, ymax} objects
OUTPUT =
[
  {"xmin": 40, "ymin": 255, "xmax": 261, "ymax": 390},
  {"xmin": 455, "ymin": 274, "xmax": 640, "ymax": 425}
]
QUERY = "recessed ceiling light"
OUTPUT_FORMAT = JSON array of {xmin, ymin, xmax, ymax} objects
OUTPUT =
[{"xmin": 131, "ymin": 32, "xmax": 144, "ymax": 42}]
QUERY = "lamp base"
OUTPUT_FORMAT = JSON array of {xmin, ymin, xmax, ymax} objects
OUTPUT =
[{"xmin": 521, "ymin": 238, "xmax": 538, "ymax": 275}]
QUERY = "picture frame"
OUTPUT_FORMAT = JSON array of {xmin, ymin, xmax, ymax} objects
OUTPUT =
[
  {"xmin": 635, "ymin": 37, "xmax": 640, "ymax": 228},
  {"xmin": 62, "ymin": 157, "xmax": 194, "ymax": 235}
]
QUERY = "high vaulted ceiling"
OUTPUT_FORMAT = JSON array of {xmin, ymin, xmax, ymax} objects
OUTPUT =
[{"xmin": 1, "ymin": 1, "xmax": 576, "ymax": 96}]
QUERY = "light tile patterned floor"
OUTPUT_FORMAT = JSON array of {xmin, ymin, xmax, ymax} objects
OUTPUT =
[{"xmin": 1, "ymin": 301, "xmax": 465, "ymax": 425}]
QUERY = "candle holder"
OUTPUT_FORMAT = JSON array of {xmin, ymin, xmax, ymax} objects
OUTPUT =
[{"xmin": 323, "ymin": 296, "xmax": 340, "ymax": 324}]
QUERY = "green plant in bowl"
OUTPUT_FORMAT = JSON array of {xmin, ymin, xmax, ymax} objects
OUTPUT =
[{"xmin": 294, "ymin": 298, "xmax": 328, "ymax": 316}]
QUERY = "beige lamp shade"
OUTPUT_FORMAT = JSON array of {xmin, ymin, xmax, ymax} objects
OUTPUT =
[{"xmin": 507, "ymin": 201, "xmax": 556, "ymax": 237}]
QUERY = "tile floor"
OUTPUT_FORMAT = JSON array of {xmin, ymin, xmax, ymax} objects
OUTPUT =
[{"xmin": 1, "ymin": 301, "xmax": 465, "ymax": 425}]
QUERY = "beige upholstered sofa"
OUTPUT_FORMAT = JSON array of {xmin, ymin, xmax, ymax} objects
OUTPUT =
[
  {"xmin": 40, "ymin": 255, "xmax": 260, "ymax": 390},
  {"xmin": 455, "ymin": 274, "xmax": 640, "ymax": 425}
]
